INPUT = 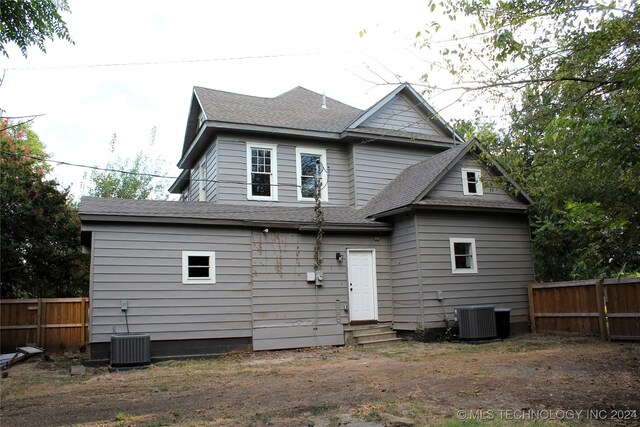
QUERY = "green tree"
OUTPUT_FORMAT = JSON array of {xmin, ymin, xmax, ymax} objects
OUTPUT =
[
  {"xmin": 0, "ymin": 0, "xmax": 73, "ymax": 58},
  {"xmin": 83, "ymin": 129, "xmax": 168, "ymax": 200},
  {"xmin": 425, "ymin": 0, "xmax": 639, "ymax": 280},
  {"xmin": 1, "ymin": 118, "xmax": 88, "ymax": 298}
]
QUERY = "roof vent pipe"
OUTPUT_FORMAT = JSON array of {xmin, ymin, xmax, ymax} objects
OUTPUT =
[{"xmin": 321, "ymin": 93, "xmax": 328, "ymax": 109}]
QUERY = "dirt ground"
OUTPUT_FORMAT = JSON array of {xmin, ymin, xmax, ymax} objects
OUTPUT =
[{"xmin": 0, "ymin": 335, "xmax": 638, "ymax": 427}]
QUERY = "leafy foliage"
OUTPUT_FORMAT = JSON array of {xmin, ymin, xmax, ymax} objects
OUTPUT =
[
  {"xmin": 0, "ymin": 0, "xmax": 73, "ymax": 58},
  {"xmin": 434, "ymin": 1, "xmax": 639, "ymax": 280},
  {"xmin": 1, "ymin": 119, "xmax": 88, "ymax": 298},
  {"xmin": 83, "ymin": 130, "xmax": 168, "ymax": 200}
]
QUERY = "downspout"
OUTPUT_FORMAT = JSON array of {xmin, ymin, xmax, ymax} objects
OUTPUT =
[{"xmin": 413, "ymin": 215, "xmax": 425, "ymax": 327}]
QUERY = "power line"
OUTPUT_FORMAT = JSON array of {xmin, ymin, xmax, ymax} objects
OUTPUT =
[
  {"xmin": 2, "ymin": 48, "xmax": 396, "ymax": 72},
  {"xmin": 0, "ymin": 149, "xmax": 317, "ymax": 189}
]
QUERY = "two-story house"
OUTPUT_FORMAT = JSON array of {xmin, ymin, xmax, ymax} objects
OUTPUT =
[{"xmin": 80, "ymin": 83, "xmax": 534, "ymax": 363}]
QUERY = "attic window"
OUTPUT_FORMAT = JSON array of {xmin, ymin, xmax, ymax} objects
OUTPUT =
[
  {"xmin": 182, "ymin": 251, "xmax": 216, "ymax": 284},
  {"xmin": 461, "ymin": 168, "xmax": 483, "ymax": 195}
]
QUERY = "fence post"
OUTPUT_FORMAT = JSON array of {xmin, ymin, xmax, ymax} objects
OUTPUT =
[
  {"xmin": 42, "ymin": 299, "xmax": 47, "ymax": 348},
  {"xmin": 35, "ymin": 299, "xmax": 42, "ymax": 348},
  {"xmin": 80, "ymin": 297, "xmax": 86, "ymax": 346},
  {"xmin": 528, "ymin": 283, "xmax": 536, "ymax": 333},
  {"xmin": 595, "ymin": 280, "xmax": 608, "ymax": 341}
]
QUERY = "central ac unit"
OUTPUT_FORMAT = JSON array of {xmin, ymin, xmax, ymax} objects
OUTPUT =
[
  {"xmin": 110, "ymin": 333, "xmax": 151, "ymax": 367},
  {"xmin": 456, "ymin": 306, "xmax": 497, "ymax": 340}
]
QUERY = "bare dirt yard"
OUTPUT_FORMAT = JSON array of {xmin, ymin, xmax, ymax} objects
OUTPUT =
[{"xmin": 1, "ymin": 335, "xmax": 638, "ymax": 427}]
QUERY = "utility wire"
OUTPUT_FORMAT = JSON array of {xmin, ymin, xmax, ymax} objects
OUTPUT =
[
  {"xmin": 0, "ymin": 149, "xmax": 319, "ymax": 189},
  {"xmin": 2, "ymin": 48, "xmax": 406, "ymax": 72}
]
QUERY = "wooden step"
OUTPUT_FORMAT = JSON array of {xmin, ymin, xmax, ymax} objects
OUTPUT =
[
  {"xmin": 343, "ymin": 323, "xmax": 392, "ymax": 332},
  {"xmin": 354, "ymin": 332, "xmax": 398, "ymax": 343},
  {"xmin": 358, "ymin": 337, "xmax": 404, "ymax": 347},
  {"xmin": 344, "ymin": 322, "xmax": 401, "ymax": 346}
]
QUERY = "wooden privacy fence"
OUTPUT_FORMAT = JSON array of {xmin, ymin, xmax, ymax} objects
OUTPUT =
[
  {"xmin": 0, "ymin": 298, "xmax": 89, "ymax": 353},
  {"xmin": 529, "ymin": 277, "xmax": 640, "ymax": 340}
]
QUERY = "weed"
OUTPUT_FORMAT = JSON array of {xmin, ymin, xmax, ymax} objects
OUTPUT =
[
  {"xmin": 249, "ymin": 413, "xmax": 270, "ymax": 424},
  {"xmin": 114, "ymin": 412, "xmax": 133, "ymax": 422},
  {"xmin": 310, "ymin": 403, "xmax": 339, "ymax": 416},
  {"xmin": 365, "ymin": 410, "xmax": 383, "ymax": 423}
]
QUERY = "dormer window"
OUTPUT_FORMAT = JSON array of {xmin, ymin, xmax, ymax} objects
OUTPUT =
[{"xmin": 461, "ymin": 168, "xmax": 483, "ymax": 196}]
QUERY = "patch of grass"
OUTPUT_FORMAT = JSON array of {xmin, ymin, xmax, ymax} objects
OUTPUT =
[
  {"xmin": 364, "ymin": 410, "xmax": 383, "ymax": 423},
  {"xmin": 282, "ymin": 403, "xmax": 339, "ymax": 418},
  {"xmin": 114, "ymin": 412, "xmax": 133, "ymax": 422},
  {"xmin": 248, "ymin": 413, "xmax": 270, "ymax": 424}
]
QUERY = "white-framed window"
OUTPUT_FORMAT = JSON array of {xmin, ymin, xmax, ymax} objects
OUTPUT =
[
  {"xmin": 295, "ymin": 147, "xmax": 328, "ymax": 201},
  {"xmin": 198, "ymin": 161, "xmax": 207, "ymax": 201},
  {"xmin": 182, "ymin": 251, "xmax": 216, "ymax": 284},
  {"xmin": 246, "ymin": 143, "xmax": 278, "ymax": 200},
  {"xmin": 461, "ymin": 168, "xmax": 483, "ymax": 196},
  {"xmin": 449, "ymin": 238, "xmax": 478, "ymax": 274}
]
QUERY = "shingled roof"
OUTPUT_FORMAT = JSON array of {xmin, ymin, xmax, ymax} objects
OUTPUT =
[
  {"xmin": 195, "ymin": 86, "xmax": 363, "ymax": 133},
  {"xmin": 79, "ymin": 197, "xmax": 390, "ymax": 231},
  {"xmin": 362, "ymin": 141, "xmax": 472, "ymax": 218},
  {"xmin": 362, "ymin": 139, "xmax": 532, "ymax": 218}
]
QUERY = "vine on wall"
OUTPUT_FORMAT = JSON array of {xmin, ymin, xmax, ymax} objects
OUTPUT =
[{"xmin": 313, "ymin": 163, "xmax": 324, "ymax": 271}]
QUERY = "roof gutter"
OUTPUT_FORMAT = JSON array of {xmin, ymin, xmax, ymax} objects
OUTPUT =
[
  {"xmin": 178, "ymin": 122, "xmax": 343, "ymax": 169},
  {"xmin": 80, "ymin": 214, "xmax": 392, "ymax": 233},
  {"xmin": 341, "ymin": 130, "xmax": 454, "ymax": 149},
  {"xmin": 413, "ymin": 204, "xmax": 529, "ymax": 214},
  {"xmin": 168, "ymin": 169, "xmax": 190, "ymax": 194}
]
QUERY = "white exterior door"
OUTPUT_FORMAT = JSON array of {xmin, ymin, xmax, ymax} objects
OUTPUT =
[{"xmin": 347, "ymin": 249, "xmax": 378, "ymax": 322}]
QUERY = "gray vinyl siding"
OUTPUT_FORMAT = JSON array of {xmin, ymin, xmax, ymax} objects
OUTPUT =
[
  {"xmin": 250, "ymin": 230, "xmax": 392, "ymax": 350},
  {"xmin": 187, "ymin": 143, "xmax": 218, "ymax": 202},
  {"xmin": 347, "ymin": 146, "xmax": 356, "ymax": 207},
  {"xmin": 427, "ymin": 155, "xmax": 519, "ymax": 203},
  {"xmin": 414, "ymin": 211, "xmax": 534, "ymax": 330},
  {"xmin": 390, "ymin": 216, "xmax": 421, "ymax": 329},
  {"xmin": 88, "ymin": 224, "xmax": 252, "ymax": 343},
  {"xmin": 207, "ymin": 143, "xmax": 218, "ymax": 201},
  {"xmin": 188, "ymin": 165, "xmax": 199, "ymax": 201},
  {"xmin": 360, "ymin": 94, "xmax": 446, "ymax": 138},
  {"xmin": 353, "ymin": 143, "xmax": 438, "ymax": 207},
  {"xmin": 216, "ymin": 135, "xmax": 351, "ymax": 206}
]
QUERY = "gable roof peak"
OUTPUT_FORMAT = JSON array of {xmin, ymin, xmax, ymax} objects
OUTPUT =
[{"xmin": 348, "ymin": 82, "xmax": 464, "ymax": 143}]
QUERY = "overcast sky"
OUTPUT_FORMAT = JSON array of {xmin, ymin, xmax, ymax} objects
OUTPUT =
[{"xmin": 2, "ymin": 0, "xmax": 475, "ymax": 199}]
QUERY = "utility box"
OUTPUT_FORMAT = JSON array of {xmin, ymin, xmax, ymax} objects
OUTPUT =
[
  {"xmin": 495, "ymin": 308, "xmax": 511, "ymax": 339},
  {"xmin": 110, "ymin": 333, "xmax": 150, "ymax": 368},
  {"xmin": 456, "ymin": 306, "xmax": 497, "ymax": 340}
]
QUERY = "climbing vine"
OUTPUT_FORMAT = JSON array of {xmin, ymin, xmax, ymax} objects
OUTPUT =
[{"xmin": 313, "ymin": 164, "xmax": 325, "ymax": 271}]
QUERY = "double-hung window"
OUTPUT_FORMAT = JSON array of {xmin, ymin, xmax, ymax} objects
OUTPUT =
[
  {"xmin": 296, "ymin": 147, "xmax": 328, "ymax": 201},
  {"xmin": 198, "ymin": 161, "xmax": 207, "ymax": 201},
  {"xmin": 182, "ymin": 251, "xmax": 216, "ymax": 284},
  {"xmin": 247, "ymin": 143, "xmax": 278, "ymax": 200},
  {"xmin": 461, "ymin": 168, "xmax": 483, "ymax": 196},
  {"xmin": 449, "ymin": 238, "xmax": 478, "ymax": 274}
]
